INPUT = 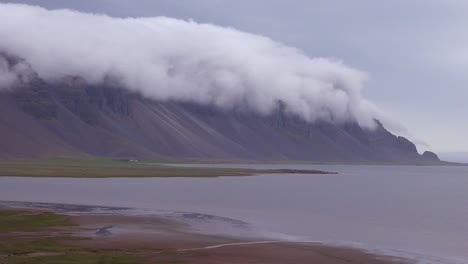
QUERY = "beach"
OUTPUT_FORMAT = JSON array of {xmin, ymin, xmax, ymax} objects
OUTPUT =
[{"xmin": 0, "ymin": 206, "xmax": 411, "ymax": 264}]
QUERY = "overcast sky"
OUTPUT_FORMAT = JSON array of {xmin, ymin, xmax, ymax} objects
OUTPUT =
[{"xmin": 2, "ymin": 0, "xmax": 467, "ymax": 152}]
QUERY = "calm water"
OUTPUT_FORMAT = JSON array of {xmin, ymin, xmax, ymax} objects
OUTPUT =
[{"xmin": 1, "ymin": 164, "xmax": 467, "ymax": 263}]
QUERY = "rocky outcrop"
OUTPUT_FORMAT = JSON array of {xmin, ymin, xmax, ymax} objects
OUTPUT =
[{"xmin": 422, "ymin": 151, "xmax": 440, "ymax": 162}]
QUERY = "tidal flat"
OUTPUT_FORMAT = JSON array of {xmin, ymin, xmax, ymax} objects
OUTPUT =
[{"xmin": 0, "ymin": 206, "xmax": 410, "ymax": 264}]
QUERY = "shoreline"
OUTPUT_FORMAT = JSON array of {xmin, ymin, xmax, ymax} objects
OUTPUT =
[
  {"xmin": 0, "ymin": 158, "xmax": 463, "ymax": 179},
  {"xmin": 0, "ymin": 159, "xmax": 335, "ymax": 178},
  {"xmin": 0, "ymin": 202, "xmax": 412, "ymax": 264}
]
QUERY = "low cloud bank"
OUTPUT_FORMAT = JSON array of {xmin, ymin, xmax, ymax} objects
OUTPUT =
[{"xmin": 0, "ymin": 3, "xmax": 383, "ymax": 128}]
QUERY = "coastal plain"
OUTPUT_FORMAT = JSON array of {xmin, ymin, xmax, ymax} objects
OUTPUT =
[{"xmin": 0, "ymin": 207, "xmax": 410, "ymax": 264}]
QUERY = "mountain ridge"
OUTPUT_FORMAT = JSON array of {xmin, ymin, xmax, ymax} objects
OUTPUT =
[
  {"xmin": 0, "ymin": 77, "xmax": 441, "ymax": 164},
  {"xmin": 0, "ymin": 51, "xmax": 442, "ymax": 163}
]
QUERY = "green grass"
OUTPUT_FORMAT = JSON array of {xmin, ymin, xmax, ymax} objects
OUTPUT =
[
  {"xmin": 152, "ymin": 260, "xmax": 185, "ymax": 264},
  {"xmin": 0, "ymin": 237, "xmax": 82, "ymax": 255},
  {"xmin": 0, "ymin": 211, "xmax": 70, "ymax": 232},
  {"xmin": 0, "ymin": 236, "xmax": 144, "ymax": 264},
  {"xmin": 0, "ymin": 210, "xmax": 218, "ymax": 264},
  {"xmin": 1, "ymin": 252, "xmax": 143, "ymax": 264},
  {"xmin": 0, "ymin": 211, "xmax": 145, "ymax": 263},
  {"xmin": 0, "ymin": 159, "xmax": 330, "ymax": 178}
]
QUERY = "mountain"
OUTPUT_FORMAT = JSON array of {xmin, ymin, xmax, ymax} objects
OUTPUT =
[
  {"xmin": 0, "ymin": 75, "xmax": 441, "ymax": 164},
  {"xmin": 0, "ymin": 52, "xmax": 442, "ymax": 163}
]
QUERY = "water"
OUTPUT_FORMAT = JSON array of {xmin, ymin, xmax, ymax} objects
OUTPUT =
[{"xmin": 0, "ymin": 164, "xmax": 467, "ymax": 263}]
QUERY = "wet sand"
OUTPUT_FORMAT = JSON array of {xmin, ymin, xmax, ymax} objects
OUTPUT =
[
  {"xmin": 66, "ymin": 213, "xmax": 410, "ymax": 263},
  {"xmin": 0, "ymin": 205, "xmax": 412, "ymax": 263}
]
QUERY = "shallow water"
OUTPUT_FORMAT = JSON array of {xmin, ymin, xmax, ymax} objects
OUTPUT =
[{"xmin": 0, "ymin": 164, "xmax": 467, "ymax": 263}]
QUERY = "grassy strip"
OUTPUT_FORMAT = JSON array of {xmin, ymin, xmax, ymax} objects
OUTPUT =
[
  {"xmin": 0, "ymin": 210, "xmax": 145, "ymax": 264},
  {"xmin": 0, "ymin": 211, "xmax": 70, "ymax": 231},
  {"xmin": 0, "ymin": 210, "xmax": 192, "ymax": 263},
  {"xmin": 0, "ymin": 237, "xmax": 82, "ymax": 255},
  {"xmin": 0, "ymin": 159, "xmax": 332, "ymax": 178},
  {"xmin": 3, "ymin": 253, "xmax": 143, "ymax": 264}
]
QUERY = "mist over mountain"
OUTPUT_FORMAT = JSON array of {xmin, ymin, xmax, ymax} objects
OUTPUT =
[
  {"xmin": 0, "ymin": 3, "xmax": 393, "ymax": 128},
  {"xmin": 0, "ymin": 4, "xmax": 441, "ymax": 163},
  {"xmin": 0, "ymin": 57, "xmax": 439, "ymax": 163}
]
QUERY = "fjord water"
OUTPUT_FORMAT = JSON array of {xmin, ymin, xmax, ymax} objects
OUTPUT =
[{"xmin": 1, "ymin": 165, "xmax": 467, "ymax": 263}]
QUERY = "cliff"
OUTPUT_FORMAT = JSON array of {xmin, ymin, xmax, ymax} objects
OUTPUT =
[{"xmin": 0, "ymin": 77, "xmax": 440, "ymax": 164}]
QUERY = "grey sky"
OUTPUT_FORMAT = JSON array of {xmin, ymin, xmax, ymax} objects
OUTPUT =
[{"xmin": 2, "ymin": 0, "xmax": 467, "ymax": 152}]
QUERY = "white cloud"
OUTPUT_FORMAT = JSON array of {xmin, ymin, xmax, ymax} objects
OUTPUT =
[{"xmin": 0, "ymin": 3, "xmax": 384, "ymax": 128}]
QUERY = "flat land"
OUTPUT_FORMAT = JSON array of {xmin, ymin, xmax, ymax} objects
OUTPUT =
[
  {"xmin": 0, "ymin": 207, "xmax": 411, "ymax": 264},
  {"xmin": 0, "ymin": 159, "xmax": 334, "ymax": 178}
]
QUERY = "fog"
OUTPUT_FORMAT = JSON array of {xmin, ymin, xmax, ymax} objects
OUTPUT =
[{"xmin": 0, "ymin": 3, "xmax": 386, "ymax": 128}]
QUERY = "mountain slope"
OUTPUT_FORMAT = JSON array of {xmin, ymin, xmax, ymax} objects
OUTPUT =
[{"xmin": 0, "ymin": 79, "xmax": 440, "ymax": 164}]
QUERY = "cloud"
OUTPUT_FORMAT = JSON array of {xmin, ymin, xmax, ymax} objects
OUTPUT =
[
  {"xmin": 0, "ymin": 54, "xmax": 32, "ymax": 89},
  {"xmin": 0, "ymin": 56, "xmax": 17, "ymax": 89},
  {"xmin": 0, "ymin": 3, "xmax": 382, "ymax": 128}
]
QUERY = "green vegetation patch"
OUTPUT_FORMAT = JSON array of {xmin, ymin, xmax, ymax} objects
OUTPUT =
[
  {"xmin": 1, "ymin": 252, "xmax": 143, "ymax": 264},
  {"xmin": 0, "ymin": 237, "xmax": 82, "ymax": 255},
  {"xmin": 0, "ymin": 211, "xmax": 70, "ymax": 231},
  {"xmin": 0, "ymin": 159, "xmax": 331, "ymax": 178},
  {"xmin": 0, "ymin": 210, "xmax": 144, "ymax": 263},
  {"xmin": 153, "ymin": 260, "xmax": 185, "ymax": 264}
]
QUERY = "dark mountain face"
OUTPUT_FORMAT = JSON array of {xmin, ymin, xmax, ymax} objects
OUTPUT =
[
  {"xmin": 0, "ymin": 79, "xmax": 440, "ymax": 164},
  {"xmin": 0, "ymin": 53, "xmax": 439, "ymax": 163}
]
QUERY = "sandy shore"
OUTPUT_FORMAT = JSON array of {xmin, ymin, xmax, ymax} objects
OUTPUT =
[{"xmin": 1, "ymin": 206, "xmax": 412, "ymax": 264}]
